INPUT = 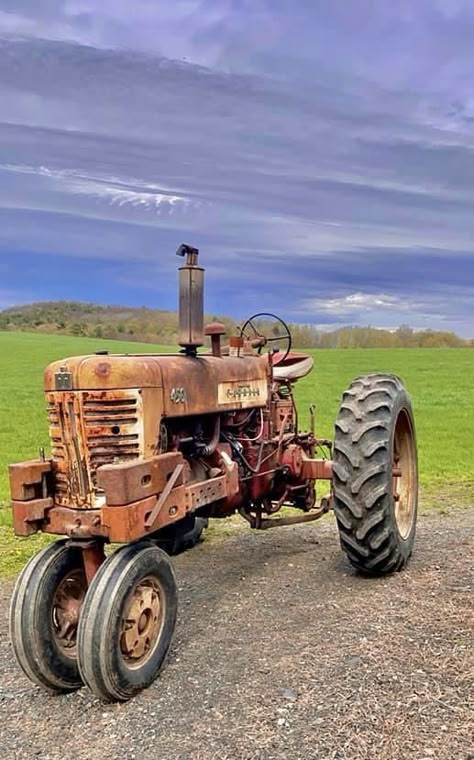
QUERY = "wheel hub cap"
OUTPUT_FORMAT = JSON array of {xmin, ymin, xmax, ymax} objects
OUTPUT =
[{"xmin": 120, "ymin": 578, "xmax": 163, "ymax": 665}]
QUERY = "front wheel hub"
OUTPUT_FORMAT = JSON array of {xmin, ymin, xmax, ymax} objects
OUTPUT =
[{"xmin": 120, "ymin": 578, "xmax": 164, "ymax": 665}]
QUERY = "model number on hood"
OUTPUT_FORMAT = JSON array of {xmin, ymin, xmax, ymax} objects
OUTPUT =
[{"xmin": 170, "ymin": 387, "xmax": 187, "ymax": 403}]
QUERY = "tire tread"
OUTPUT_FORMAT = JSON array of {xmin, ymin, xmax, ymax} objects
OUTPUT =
[{"xmin": 333, "ymin": 373, "xmax": 417, "ymax": 574}]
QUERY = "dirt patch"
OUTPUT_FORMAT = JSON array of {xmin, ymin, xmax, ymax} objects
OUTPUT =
[{"xmin": 0, "ymin": 508, "xmax": 472, "ymax": 760}]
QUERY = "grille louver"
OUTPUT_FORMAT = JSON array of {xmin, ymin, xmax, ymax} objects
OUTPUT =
[{"xmin": 83, "ymin": 393, "xmax": 142, "ymax": 478}]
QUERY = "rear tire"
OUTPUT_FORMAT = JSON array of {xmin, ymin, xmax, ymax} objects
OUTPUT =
[
  {"xmin": 154, "ymin": 515, "xmax": 208, "ymax": 555},
  {"xmin": 333, "ymin": 373, "xmax": 418, "ymax": 574},
  {"xmin": 77, "ymin": 541, "xmax": 178, "ymax": 701},
  {"xmin": 9, "ymin": 540, "xmax": 86, "ymax": 692}
]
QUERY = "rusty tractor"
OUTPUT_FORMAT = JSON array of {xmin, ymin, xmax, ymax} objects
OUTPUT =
[{"xmin": 9, "ymin": 245, "xmax": 418, "ymax": 701}]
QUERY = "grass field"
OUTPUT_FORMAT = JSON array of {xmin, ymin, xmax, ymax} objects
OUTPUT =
[{"xmin": 0, "ymin": 331, "xmax": 473, "ymax": 574}]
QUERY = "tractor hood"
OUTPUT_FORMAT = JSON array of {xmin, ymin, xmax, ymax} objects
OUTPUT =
[
  {"xmin": 44, "ymin": 352, "xmax": 271, "ymax": 414},
  {"xmin": 45, "ymin": 354, "xmax": 167, "ymax": 391}
]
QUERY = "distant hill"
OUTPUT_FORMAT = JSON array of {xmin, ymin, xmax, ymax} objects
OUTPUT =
[
  {"xmin": 0, "ymin": 300, "xmax": 236, "ymax": 346},
  {"xmin": 0, "ymin": 301, "xmax": 470, "ymax": 349}
]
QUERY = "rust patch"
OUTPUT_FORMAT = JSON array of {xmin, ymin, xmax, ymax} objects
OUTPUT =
[
  {"xmin": 95, "ymin": 362, "xmax": 111, "ymax": 378},
  {"xmin": 11, "ymin": 498, "xmax": 53, "ymax": 536},
  {"xmin": 300, "ymin": 457, "xmax": 333, "ymax": 480},
  {"xmin": 184, "ymin": 474, "xmax": 227, "ymax": 511},
  {"xmin": 47, "ymin": 388, "xmax": 144, "ymax": 509},
  {"xmin": 9, "ymin": 459, "xmax": 52, "ymax": 501},
  {"xmin": 97, "ymin": 452, "xmax": 184, "ymax": 507},
  {"xmin": 80, "ymin": 541, "xmax": 106, "ymax": 585},
  {"xmin": 47, "ymin": 507, "xmax": 109, "ymax": 538},
  {"xmin": 103, "ymin": 491, "xmax": 187, "ymax": 542}
]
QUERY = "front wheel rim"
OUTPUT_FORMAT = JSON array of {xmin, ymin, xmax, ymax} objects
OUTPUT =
[
  {"xmin": 52, "ymin": 568, "xmax": 87, "ymax": 658},
  {"xmin": 392, "ymin": 408, "xmax": 417, "ymax": 539},
  {"xmin": 119, "ymin": 576, "xmax": 165, "ymax": 669}
]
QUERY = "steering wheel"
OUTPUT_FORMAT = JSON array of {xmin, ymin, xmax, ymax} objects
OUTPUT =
[{"xmin": 240, "ymin": 312, "xmax": 292, "ymax": 366}]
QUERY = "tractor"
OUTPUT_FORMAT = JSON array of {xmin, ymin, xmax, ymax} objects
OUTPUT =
[{"xmin": 9, "ymin": 245, "xmax": 418, "ymax": 702}]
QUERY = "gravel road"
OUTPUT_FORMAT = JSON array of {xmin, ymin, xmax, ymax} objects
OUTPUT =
[{"xmin": 0, "ymin": 508, "xmax": 472, "ymax": 760}]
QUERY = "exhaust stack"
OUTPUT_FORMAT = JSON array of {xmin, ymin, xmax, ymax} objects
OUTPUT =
[{"xmin": 176, "ymin": 243, "xmax": 204, "ymax": 354}]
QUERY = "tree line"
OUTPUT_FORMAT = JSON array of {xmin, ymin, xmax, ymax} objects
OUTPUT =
[{"xmin": 0, "ymin": 301, "xmax": 471, "ymax": 349}]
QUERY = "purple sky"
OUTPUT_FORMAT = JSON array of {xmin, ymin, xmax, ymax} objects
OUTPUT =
[{"xmin": 1, "ymin": 1, "xmax": 473, "ymax": 336}]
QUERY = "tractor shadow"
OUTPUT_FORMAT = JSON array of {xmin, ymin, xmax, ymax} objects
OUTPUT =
[{"xmin": 171, "ymin": 519, "xmax": 359, "ymax": 649}]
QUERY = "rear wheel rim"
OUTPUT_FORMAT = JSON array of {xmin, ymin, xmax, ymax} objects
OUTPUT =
[{"xmin": 392, "ymin": 409, "xmax": 416, "ymax": 539}]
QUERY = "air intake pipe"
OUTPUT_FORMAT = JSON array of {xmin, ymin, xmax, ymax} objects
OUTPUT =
[{"xmin": 176, "ymin": 243, "xmax": 204, "ymax": 354}]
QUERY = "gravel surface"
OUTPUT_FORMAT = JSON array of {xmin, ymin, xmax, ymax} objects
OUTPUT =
[{"xmin": 0, "ymin": 508, "xmax": 473, "ymax": 760}]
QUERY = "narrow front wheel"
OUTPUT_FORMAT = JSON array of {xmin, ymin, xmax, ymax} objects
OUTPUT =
[
  {"xmin": 9, "ymin": 540, "xmax": 86, "ymax": 692},
  {"xmin": 77, "ymin": 542, "xmax": 178, "ymax": 701}
]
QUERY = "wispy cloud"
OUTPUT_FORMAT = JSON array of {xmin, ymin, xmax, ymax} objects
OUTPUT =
[{"xmin": 0, "ymin": 163, "xmax": 202, "ymax": 215}]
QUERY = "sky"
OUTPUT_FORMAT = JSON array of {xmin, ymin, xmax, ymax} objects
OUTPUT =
[{"xmin": 0, "ymin": 1, "xmax": 473, "ymax": 337}]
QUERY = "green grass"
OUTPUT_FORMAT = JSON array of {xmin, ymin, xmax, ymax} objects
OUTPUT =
[
  {"xmin": 294, "ymin": 347, "xmax": 474, "ymax": 493},
  {"xmin": 0, "ymin": 331, "xmax": 473, "ymax": 576}
]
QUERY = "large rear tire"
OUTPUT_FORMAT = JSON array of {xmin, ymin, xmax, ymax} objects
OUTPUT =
[{"xmin": 333, "ymin": 373, "xmax": 418, "ymax": 574}]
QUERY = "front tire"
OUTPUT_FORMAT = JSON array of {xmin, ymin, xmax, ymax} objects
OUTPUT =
[
  {"xmin": 9, "ymin": 539, "xmax": 86, "ymax": 692},
  {"xmin": 333, "ymin": 373, "xmax": 418, "ymax": 574},
  {"xmin": 77, "ymin": 542, "xmax": 178, "ymax": 701}
]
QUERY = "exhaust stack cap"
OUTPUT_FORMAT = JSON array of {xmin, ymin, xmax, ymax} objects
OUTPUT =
[
  {"xmin": 176, "ymin": 243, "xmax": 199, "ymax": 266},
  {"xmin": 176, "ymin": 243, "xmax": 204, "ymax": 354}
]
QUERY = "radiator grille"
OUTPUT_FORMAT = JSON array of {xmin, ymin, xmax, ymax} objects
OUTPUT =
[
  {"xmin": 47, "ymin": 390, "xmax": 143, "ymax": 506},
  {"xmin": 83, "ymin": 395, "xmax": 141, "ymax": 473}
]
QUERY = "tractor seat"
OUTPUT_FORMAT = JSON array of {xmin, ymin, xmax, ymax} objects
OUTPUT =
[{"xmin": 272, "ymin": 352, "xmax": 314, "ymax": 381}]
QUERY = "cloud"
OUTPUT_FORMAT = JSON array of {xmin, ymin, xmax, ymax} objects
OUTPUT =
[
  {"xmin": 0, "ymin": 163, "xmax": 202, "ymax": 214},
  {"xmin": 305, "ymin": 293, "xmax": 405, "ymax": 315},
  {"xmin": 0, "ymin": 5, "xmax": 473, "ymax": 336},
  {"xmin": 0, "ymin": 2, "xmax": 272, "ymax": 68},
  {"xmin": 299, "ymin": 283, "xmax": 474, "ymax": 333}
]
